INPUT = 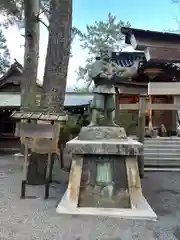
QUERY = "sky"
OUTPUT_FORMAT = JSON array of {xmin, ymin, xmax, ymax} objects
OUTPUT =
[{"xmin": 3, "ymin": 0, "xmax": 180, "ymax": 88}]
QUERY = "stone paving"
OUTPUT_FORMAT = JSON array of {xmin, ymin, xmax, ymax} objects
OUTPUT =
[{"xmin": 0, "ymin": 154, "xmax": 180, "ymax": 239}]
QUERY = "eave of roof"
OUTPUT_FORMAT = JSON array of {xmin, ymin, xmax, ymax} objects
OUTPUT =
[
  {"xmin": 0, "ymin": 92, "xmax": 93, "ymax": 108},
  {"xmin": 112, "ymin": 51, "xmax": 180, "ymax": 79},
  {"xmin": 112, "ymin": 51, "xmax": 145, "ymax": 67},
  {"xmin": 0, "ymin": 62, "xmax": 23, "ymax": 89},
  {"xmin": 121, "ymin": 27, "xmax": 180, "ymax": 45}
]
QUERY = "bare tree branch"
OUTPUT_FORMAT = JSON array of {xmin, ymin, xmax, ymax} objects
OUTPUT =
[{"xmin": 36, "ymin": 16, "xmax": 49, "ymax": 29}]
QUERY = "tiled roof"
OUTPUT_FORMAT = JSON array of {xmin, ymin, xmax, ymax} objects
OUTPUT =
[
  {"xmin": 64, "ymin": 94, "xmax": 92, "ymax": 106},
  {"xmin": 0, "ymin": 93, "xmax": 20, "ymax": 107},
  {"xmin": 112, "ymin": 51, "xmax": 180, "ymax": 78},
  {"xmin": 121, "ymin": 27, "xmax": 180, "ymax": 46},
  {"xmin": 0, "ymin": 93, "xmax": 93, "ymax": 108}
]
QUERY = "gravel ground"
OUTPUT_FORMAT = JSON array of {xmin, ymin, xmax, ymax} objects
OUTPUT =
[{"xmin": 0, "ymin": 154, "xmax": 180, "ymax": 240}]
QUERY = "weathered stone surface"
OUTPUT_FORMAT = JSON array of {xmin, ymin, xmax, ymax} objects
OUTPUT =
[
  {"xmin": 63, "ymin": 126, "xmax": 147, "ymax": 216},
  {"xmin": 67, "ymin": 138, "xmax": 143, "ymax": 155},
  {"xmin": 72, "ymin": 126, "xmax": 142, "ymax": 155},
  {"xmin": 78, "ymin": 126, "xmax": 127, "ymax": 140},
  {"xmin": 78, "ymin": 155, "xmax": 131, "ymax": 208}
]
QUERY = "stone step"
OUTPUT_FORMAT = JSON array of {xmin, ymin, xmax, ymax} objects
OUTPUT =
[
  {"xmin": 144, "ymin": 137, "xmax": 180, "ymax": 140},
  {"xmin": 144, "ymin": 140, "xmax": 180, "ymax": 144},
  {"xmin": 144, "ymin": 146, "xmax": 180, "ymax": 150},
  {"xmin": 144, "ymin": 158, "xmax": 180, "ymax": 166},
  {"xmin": 145, "ymin": 158, "xmax": 180, "ymax": 162},
  {"xmin": 144, "ymin": 145, "xmax": 180, "ymax": 149},
  {"xmin": 130, "ymin": 136, "xmax": 180, "ymax": 141},
  {"xmin": 144, "ymin": 143, "xmax": 180, "ymax": 147},
  {"xmin": 144, "ymin": 141, "xmax": 180, "ymax": 144},
  {"xmin": 144, "ymin": 149, "xmax": 180, "ymax": 154},
  {"xmin": 144, "ymin": 153, "xmax": 180, "ymax": 158},
  {"xmin": 144, "ymin": 139, "xmax": 180, "ymax": 141},
  {"xmin": 144, "ymin": 156, "xmax": 180, "ymax": 160},
  {"xmin": 144, "ymin": 167, "xmax": 180, "ymax": 171}
]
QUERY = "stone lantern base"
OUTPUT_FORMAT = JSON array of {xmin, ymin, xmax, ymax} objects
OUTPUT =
[{"xmin": 56, "ymin": 126, "xmax": 157, "ymax": 221}]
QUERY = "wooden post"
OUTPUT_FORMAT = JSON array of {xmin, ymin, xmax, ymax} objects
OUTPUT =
[
  {"xmin": 173, "ymin": 95, "xmax": 180, "ymax": 135},
  {"xmin": 149, "ymin": 95, "xmax": 152, "ymax": 125},
  {"xmin": 21, "ymin": 137, "xmax": 29, "ymax": 198},
  {"xmin": 15, "ymin": 122, "xmax": 59, "ymax": 199},
  {"xmin": 137, "ymin": 95, "xmax": 146, "ymax": 178},
  {"xmin": 44, "ymin": 151, "xmax": 52, "ymax": 199}
]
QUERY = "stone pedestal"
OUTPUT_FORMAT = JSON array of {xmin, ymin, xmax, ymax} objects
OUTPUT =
[{"xmin": 56, "ymin": 126, "xmax": 157, "ymax": 221}]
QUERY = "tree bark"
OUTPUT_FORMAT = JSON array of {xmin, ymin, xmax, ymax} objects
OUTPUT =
[
  {"xmin": 29, "ymin": 0, "xmax": 72, "ymax": 185},
  {"xmin": 20, "ymin": 0, "xmax": 41, "ymax": 184},
  {"xmin": 21, "ymin": 0, "xmax": 40, "ymax": 110},
  {"xmin": 41, "ymin": 0, "xmax": 72, "ymax": 112}
]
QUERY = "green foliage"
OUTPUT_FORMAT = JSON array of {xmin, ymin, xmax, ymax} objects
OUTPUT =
[
  {"xmin": 40, "ymin": 0, "xmax": 50, "ymax": 19},
  {"xmin": 117, "ymin": 111, "xmax": 138, "ymax": 135},
  {"xmin": 0, "ymin": 0, "xmax": 79, "ymax": 57},
  {"xmin": 0, "ymin": 0, "xmax": 23, "ymax": 27},
  {"xmin": 172, "ymin": 0, "xmax": 180, "ymax": 3},
  {"xmin": 59, "ymin": 124, "xmax": 72, "ymax": 145},
  {"xmin": 80, "ymin": 13, "xmax": 130, "ymax": 55},
  {"xmin": 0, "ymin": 29, "xmax": 10, "ymax": 74},
  {"xmin": 0, "ymin": 0, "xmax": 48, "ymax": 27},
  {"xmin": 0, "ymin": 0, "xmax": 22, "ymax": 16},
  {"xmin": 76, "ymin": 13, "xmax": 131, "ymax": 84},
  {"xmin": 59, "ymin": 114, "xmax": 90, "ymax": 144}
]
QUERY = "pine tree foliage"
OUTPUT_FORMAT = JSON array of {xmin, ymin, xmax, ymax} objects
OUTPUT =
[
  {"xmin": 76, "ymin": 13, "xmax": 131, "ymax": 85},
  {"xmin": 0, "ymin": 29, "xmax": 10, "ymax": 74},
  {"xmin": 0, "ymin": 0, "xmax": 80, "ymax": 53},
  {"xmin": 0, "ymin": 0, "xmax": 23, "ymax": 26}
]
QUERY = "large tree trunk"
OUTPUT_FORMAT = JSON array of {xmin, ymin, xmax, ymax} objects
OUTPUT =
[
  {"xmin": 28, "ymin": 0, "xmax": 72, "ymax": 185},
  {"xmin": 41, "ymin": 0, "xmax": 72, "ymax": 111},
  {"xmin": 21, "ymin": 0, "xmax": 40, "ymax": 109},
  {"xmin": 20, "ymin": 0, "xmax": 41, "ymax": 184}
]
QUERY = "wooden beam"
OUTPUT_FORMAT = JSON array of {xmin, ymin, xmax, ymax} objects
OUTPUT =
[
  {"xmin": 130, "ymin": 34, "xmax": 139, "ymax": 50},
  {"xmin": 119, "ymin": 103, "xmax": 139, "ymax": 110},
  {"xmin": 15, "ymin": 122, "xmax": 58, "ymax": 139},
  {"xmin": 146, "ymin": 103, "xmax": 180, "ymax": 110},
  {"xmin": 120, "ymin": 103, "xmax": 180, "ymax": 111},
  {"xmin": 148, "ymin": 82, "xmax": 180, "ymax": 95},
  {"xmin": 145, "ymin": 46, "xmax": 180, "ymax": 63},
  {"xmin": 118, "ymin": 86, "xmax": 147, "ymax": 95},
  {"xmin": 129, "ymin": 33, "xmax": 180, "ymax": 51}
]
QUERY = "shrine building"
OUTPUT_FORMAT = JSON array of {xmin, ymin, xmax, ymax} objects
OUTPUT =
[{"xmin": 112, "ymin": 27, "xmax": 180, "ymax": 136}]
